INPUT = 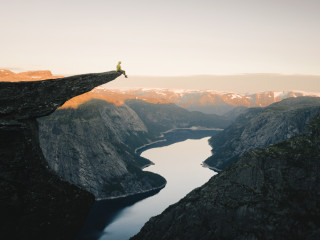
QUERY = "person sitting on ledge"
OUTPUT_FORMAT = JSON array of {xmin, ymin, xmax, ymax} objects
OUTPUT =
[{"xmin": 116, "ymin": 61, "xmax": 128, "ymax": 78}]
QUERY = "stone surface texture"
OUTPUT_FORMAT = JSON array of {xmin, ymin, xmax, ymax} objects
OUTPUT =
[
  {"xmin": 205, "ymin": 97, "xmax": 320, "ymax": 170},
  {"xmin": 0, "ymin": 71, "xmax": 120, "ymax": 239},
  {"xmin": 133, "ymin": 114, "xmax": 320, "ymax": 240}
]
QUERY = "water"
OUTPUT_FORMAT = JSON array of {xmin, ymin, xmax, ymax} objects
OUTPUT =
[{"xmin": 98, "ymin": 137, "xmax": 216, "ymax": 240}]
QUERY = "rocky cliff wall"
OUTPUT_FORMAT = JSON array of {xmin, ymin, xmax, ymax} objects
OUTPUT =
[
  {"xmin": 38, "ymin": 99, "xmax": 228, "ymax": 199},
  {"xmin": 38, "ymin": 99, "xmax": 166, "ymax": 199},
  {"xmin": 205, "ymin": 97, "xmax": 320, "ymax": 170},
  {"xmin": 132, "ymin": 114, "xmax": 320, "ymax": 240},
  {"xmin": 0, "ymin": 71, "xmax": 120, "ymax": 239}
]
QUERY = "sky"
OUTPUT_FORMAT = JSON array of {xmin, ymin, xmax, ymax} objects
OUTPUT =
[
  {"xmin": 1, "ymin": 0, "xmax": 320, "ymax": 90},
  {"xmin": 105, "ymin": 74, "xmax": 320, "ymax": 93}
]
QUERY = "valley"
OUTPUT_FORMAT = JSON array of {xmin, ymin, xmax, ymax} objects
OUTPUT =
[
  {"xmin": 133, "ymin": 114, "xmax": 320, "ymax": 240},
  {"xmin": 1, "ymin": 69, "xmax": 320, "ymax": 240},
  {"xmin": 78, "ymin": 137, "xmax": 216, "ymax": 240},
  {"xmin": 38, "ymin": 99, "xmax": 228, "ymax": 199},
  {"xmin": 2, "ymin": 0, "xmax": 320, "ymax": 238}
]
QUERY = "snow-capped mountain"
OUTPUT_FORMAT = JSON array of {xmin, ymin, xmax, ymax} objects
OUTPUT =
[
  {"xmin": 88, "ymin": 88, "xmax": 320, "ymax": 115},
  {"xmin": 1, "ymin": 69, "xmax": 319, "ymax": 115}
]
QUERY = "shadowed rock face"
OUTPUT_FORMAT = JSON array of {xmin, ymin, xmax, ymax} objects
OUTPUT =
[
  {"xmin": 38, "ymin": 99, "xmax": 167, "ymax": 200},
  {"xmin": 205, "ymin": 97, "xmax": 320, "ymax": 170},
  {"xmin": 132, "ymin": 115, "xmax": 320, "ymax": 240},
  {"xmin": 0, "ymin": 71, "xmax": 121, "ymax": 240},
  {"xmin": 0, "ymin": 71, "xmax": 121, "ymax": 120}
]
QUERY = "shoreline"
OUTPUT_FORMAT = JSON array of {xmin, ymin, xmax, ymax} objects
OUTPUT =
[
  {"xmin": 98, "ymin": 128, "xmax": 223, "ymax": 201},
  {"xmin": 135, "ymin": 127, "xmax": 223, "ymax": 155},
  {"xmin": 77, "ymin": 136, "xmax": 218, "ymax": 239},
  {"xmin": 160, "ymin": 127, "xmax": 223, "ymax": 135},
  {"xmin": 135, "ymin": 139, "xmax": 167, "ymax": 154},
  {"xmin": 202, "ymin": 162, "xmax": 222, "ymax": 172},
  {"xmin": 96, "ymin": 182, "xmax": 167, "ymax": 201}
]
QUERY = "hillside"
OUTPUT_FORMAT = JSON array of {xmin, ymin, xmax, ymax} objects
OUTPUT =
[
  {"xmin": 132, "ymin": 114, "xmax": 320, "ymax": 240},
  {"xmin": 125, "ymin": 99, "xmax": 228, "ymax": 136},
  {"xmin": 38, "ymin": 99, "xmax": 229, "ymax": 199},
  {"xmin": 38, "ymin": 99, "xmax": 165, "ymax": 199},
  {"xmin": 205, "ymin": 97, "xmax": 320, "ymax": 170}
]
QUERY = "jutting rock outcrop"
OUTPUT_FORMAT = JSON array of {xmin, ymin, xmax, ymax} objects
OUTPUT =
[
  {"xmin": 0, "ymin": 71, "xmax": 121, "ymax": 240},
  {"xmin": 132, "ymin": 114, "xmax": 320, "ymax": 240}
]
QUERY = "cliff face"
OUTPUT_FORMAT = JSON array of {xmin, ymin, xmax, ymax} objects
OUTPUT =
[
  {"xmin": 38, "ymin": 99, "xmax": 166, "ymax": 199},
  {"xmin": 38, "ymin": 99, "xmax": 228, "ymax": 199},
  {"xmin": 205, "ymin": 97, "xmax": 320, "ymax": 170},
  {"xmin": 125, "ymin": 99, "xmax": 229, "ymax": 135},
  {"xmin": 0, "ymin": 71, "xmax": 121, "ymax": 239},
  {"xmin": 132, "ymin": 114, "xmax": 320, "ymax": 240}
]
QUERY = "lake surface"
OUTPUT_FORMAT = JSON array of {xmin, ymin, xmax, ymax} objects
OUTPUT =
[{"xmin": 97, "ymin": 137, "xmax": 216, "ymax": 240}]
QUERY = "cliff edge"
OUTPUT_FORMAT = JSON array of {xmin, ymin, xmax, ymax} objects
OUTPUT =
[{"xmin": 0, "ymin": 71, "xmax": 121, "ymax": 239}]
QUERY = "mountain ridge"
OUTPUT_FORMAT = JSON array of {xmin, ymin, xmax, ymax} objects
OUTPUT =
[
  {"xmin": 38, "ymin": 99, "xmax": 228, "ymax": 199},
  {"xmin": 132, "ymin": 111, "xmax": 320, "ymax": 240},
  {"xmin": 204, "ymin": 96, "xmax": 320, "ymax": 170},
  {"xmin": 63, "ymin": 88, "xmax": 320, "ymax": 115},
  {"xmin": 1, "ymin": 69, "xmax": 319, "ymax": 115},
  {"xmin": 0, "ymin": 69, "xmax": 63, "ymax": 81}
]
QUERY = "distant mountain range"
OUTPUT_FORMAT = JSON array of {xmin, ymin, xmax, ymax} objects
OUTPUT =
[
  {"xmin": 1, "ymin": 69, "xmax": 319, "ymax": 115},
  {"xmin": 90, "ymin": 88, "xmax": 320, "ymax": 115},
  {"xmin": 0, "ymin": 69, "xmax": 63, "ymax": 81}
]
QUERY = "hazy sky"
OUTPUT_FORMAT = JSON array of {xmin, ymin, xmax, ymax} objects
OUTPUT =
[
  {"xmin": 105, "ymin": 74, "xmax": 320, "ymax": 93},
  {"xmin": 1, "ymin": 0, "xmax": 320, "ymax": 79}
]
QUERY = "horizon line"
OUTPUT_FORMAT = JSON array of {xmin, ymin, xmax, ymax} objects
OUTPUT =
[{"xmin": 1, "ymin": 68, "xmax": 320, "ymax": 78}]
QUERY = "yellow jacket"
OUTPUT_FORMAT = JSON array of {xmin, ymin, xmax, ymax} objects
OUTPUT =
[{"xmin": 116, "ymin": 61, "xmax": 122, "ymax": 72}]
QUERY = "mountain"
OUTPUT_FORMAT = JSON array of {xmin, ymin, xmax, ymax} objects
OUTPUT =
[
  {"xmin": 38, "ymin": 100, "xmax": 166, "ymax": 199},
  {"xmin": 125, "ymin": 99, "xmax": 227, "ymax": 136},
  {"xmin": 1, "ymin": 69, "xmax": 319, "ymax": 116},
  {"xmin": 204, "ymin": 97, "xmax": 320, "ymax": 170},
  {"xmin": 62, "ymin": 87, "xmax": 320, "ymax": 115},
  {"xmin": 0, "ymin": 71, "xmax": 121, "ymax": 240},
  {"xmin": 0, "ymin": 69, "xmax": 63, "ymax": 81},
  {"xmin": 132, "ymin": 114, "xmax": 320, "ymax": 240},
  {"xmin": 38, "ymin": 99, "xmax": 229, "ymax": 199}
]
